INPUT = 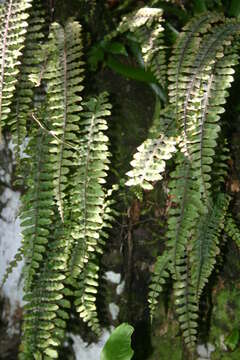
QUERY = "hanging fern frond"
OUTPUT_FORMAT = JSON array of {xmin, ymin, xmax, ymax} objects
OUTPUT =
[
  {"xmin": 73, "ymin": 184, "xmax": 117, "ymax": 333},
  {"xmin": 168, "ymin": 12, "xmax": 221, "ymax": 124},
  {"xmin": 148, "ymin": 252, "xmax": 171, "ymax": 320},
  {"xmin": 173, "ymin": 253, "xmax": 198, "ymax": 351},
  {"xmin": 20, "ymin": 126, "xmax": 54, "ymax": 291},
  {"xmin": 69, "ymin": 92, "xmax": 111, "ymax": 279},
  {"xmin": 0, "ymin": 0, "xmax": 33, "ymax": 140},
  {"xmin": 191, "ymin": 194, "xmax": 230, "ymax": 300},
  {"xmin": 20, "ymin": 230, "xmax": 71, "ymax": 359},
  {"xmin": 8, "ymin": 1, "xmax": 45, "ymax": 161},
  {"xmin": 44, "ymin": 20, "xmax": 84, "ymax": 221},
  {"xmin": 74, "ymin": 253, "xmax": 101, "ymax": 334}
]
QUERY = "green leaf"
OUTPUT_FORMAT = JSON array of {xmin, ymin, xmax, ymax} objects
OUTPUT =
[
  {"xmin": 100, "ymin": 323, "xmax": 134, "ymax": 360},
  {"xmin": 105, "ymin": 41, "xmax": 128, "ymax": 56},
  {"xmin": 225, "ymin": 328, "xmax": 239, "ymax": 351},
  {"xmin": 88, "ymin": 46, "xmax": 104, "ymax": 71},
  {"xmin": 229, "ymin": 0, "xmax": 240, "ymax": 18}
]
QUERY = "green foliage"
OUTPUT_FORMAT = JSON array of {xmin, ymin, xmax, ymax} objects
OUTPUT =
[
  {"xmin": 0, "ymin": 3, "xmax": 115, "ymax": 357},
  {"xmin": 0, "ymin": 0, "xmax": 33, "ymax": 140},
  {"xmin": 100, "ymin": 323, "xmax": 134, "ymax": 360},
  {"xmin": 125, "ymin": 9, "xmax": 240, "ymax": 354},
  {"xmin": 1, "ymin": 1, "xmax": 240, "ymax": 358}
]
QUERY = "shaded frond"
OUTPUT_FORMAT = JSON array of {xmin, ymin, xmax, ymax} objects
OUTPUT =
[
  {"xmin": 148, "ymin": 252, "xmax": 171, "ymax": 320},
  {"xmin": 191, "ymin": 194, "xmax": 230, "ymax": 300},
  {"xmin": 20, "ymin": 127, "xmax": 54, "ymax": 291},
  {"xmin": 174, "ymin": 254, "xmax": 198, "ymax": 351}
]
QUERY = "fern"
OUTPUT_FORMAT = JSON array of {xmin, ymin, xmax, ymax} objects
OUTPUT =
[
  {"xmin": 191, "ymin": 194, "xmax": 230, "ymax": 299},
  {"xmin": 125, "ymin": 10, "xmax": 240, "ymax": 352},
  {"xmin": 44, "ymin": 20, "xmax": 84, "ymax": 221},
  {"xmin": 148, "ymin": 252, "xmax": 171, "ymax": 320},
  {"xmin": 225, "ymin": 215, "xmax": 240, "ymax": 248},
  {"xmin": 126, "ymin": 134, "xmax": 177, "ymax": 190},
  {"xmin": 20, "ymin": 125, "xmax": 54, "ymax": 291},
  {"xmin": 0, "ymin": 0, "xmax": 33, "ymax": 140},
  {"xmin": 104, "ymin": 7, "xmax": 166, "ymax": 87},
  {"xmin": 74, "ymin": 185, "xmax": 117, "ymax": 333},
  {"xmin": 68, "ymin": 92, "xmax": 111, "ymax": 278},
  {"xmin": 8, "ymin": 1, "xmax": 45, "ymax": 161},
  {"xmin": 2, "ymin": 1, "xmax": 240, "ymax": 357}
]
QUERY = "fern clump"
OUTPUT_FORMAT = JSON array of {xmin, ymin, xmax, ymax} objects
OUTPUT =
[
  {"xmin": 0, "ymin": 4, "xmax": 116, "ymax": 355},
  {"xmin": 126, "ymin": 10, "xmax": 240, "ymax": 352}
]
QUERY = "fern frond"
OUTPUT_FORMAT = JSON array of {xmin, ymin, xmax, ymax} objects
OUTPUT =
[
  {"xmin": 224, "ymin": 215, "xmax": 240, "ymax": 248},
  {"xmin": 0, "ymin": 0, "xmax": 33, "ymax": 140},
  {"xmin": 126, "ymin": 105, "xmax": 178, "ymax": 190},
  {"xmin": 174, "ymin": 253, "xmax": 198, "ymax": 351},
  {"xmin": 21, "ymin": 263, "xmax": 70, "ymax": 359},
  {"xmin": 44, "ymin": 20, "xmax": 84, "ymax": 221},
  {"xmin": 167, "ymin": 154, "xmax": 205, "ymax": 276},
  {"xmin": 21, "ymin": 213, "xmax": 73, "ymax": 358},
  {"xmin": 69, "ymin": 92, "xmax": 111, "ymax": 278},
  {"xmin": 168, "ymin": 12, "xmax": 221, "ymax": 123},
  {"xmin": 8, "ymin": 1, "xmax": 45, "ymax": 161},
  {"xmin": 148, "ymin": 252, "xmax": 171, "ymax": 320},
  {"xmin": 1, "ymin": 246, "xmax": 24, "ymax": 288},
  {"xmin": 20, "ymin": 127, "xmax": 54, "ymax": 291},
  {"xmin": 74, "ymin": 253, "xmax": 101, "ymax": 334},
  {"xmin": 131, "ymin": 8, "xmax": 166, "ymax": 88},
  {"xmin": 126, "ymin": 134, "xmax": 177, "ymax": 190},
  {"xmin": 73, "ymin": 184, "xmax": 117, "ymax": 333},
  {"xmin": 191, "ymin": 194, "xmax": 230, "ymax": 300}
]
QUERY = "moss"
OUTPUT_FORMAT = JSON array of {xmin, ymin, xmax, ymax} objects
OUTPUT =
[{"xmin": 209, "ymin": 286, "xmax": 240, "ymax": 359}]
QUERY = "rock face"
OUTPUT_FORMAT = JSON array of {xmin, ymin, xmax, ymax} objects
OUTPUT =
[{"xmin": 0, "ymin": 137, "xmax": 23, "ymax": 359}]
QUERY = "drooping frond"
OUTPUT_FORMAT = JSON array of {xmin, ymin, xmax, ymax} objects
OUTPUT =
[
  {"xmin": 0, "ymin": 0, "xmax": 33, "ymax": 140},
  {"xmin": 20, "ymin": 224, "xmax": 72, "ymax": 359},
  {"xmin": 191, "ymin": 194, "xmax": 230, "ymax": 300},
  {"xmin": 20, "ymin": 126, "xmax": 54, "ymax": 291},
  {"xmin": 148, "ymin": 252, "xmax": 171, "ymax": 320},
  {"xmin": 74, "ymin": 253, "xmax": 101, "ymax": 334},
  {"xmin": 68, "ymin": 92, "xmax": 111, "ymax": 279},
  {"xmin": 8, "ymin": 1, "xmax": 45, "ymax": 161},
  {"xmin": 168, "ymin": 12, "xmax": 221, "ymax": 125},
  {"xmin": 173, "ymin": 252, "xmax": 198, "ymax": 351},
  {"xmin": 44, "ymin": 20, "xmax": 84, "ymax": 221},
  {"xmin": 73, "ymin": 185, "xmax": 117, "ymax": 333}
]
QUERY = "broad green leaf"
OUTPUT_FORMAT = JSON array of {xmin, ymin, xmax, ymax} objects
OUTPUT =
[{"xmin": 100, "ymin": 323, "xmax": 134, "ymax": 360}]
